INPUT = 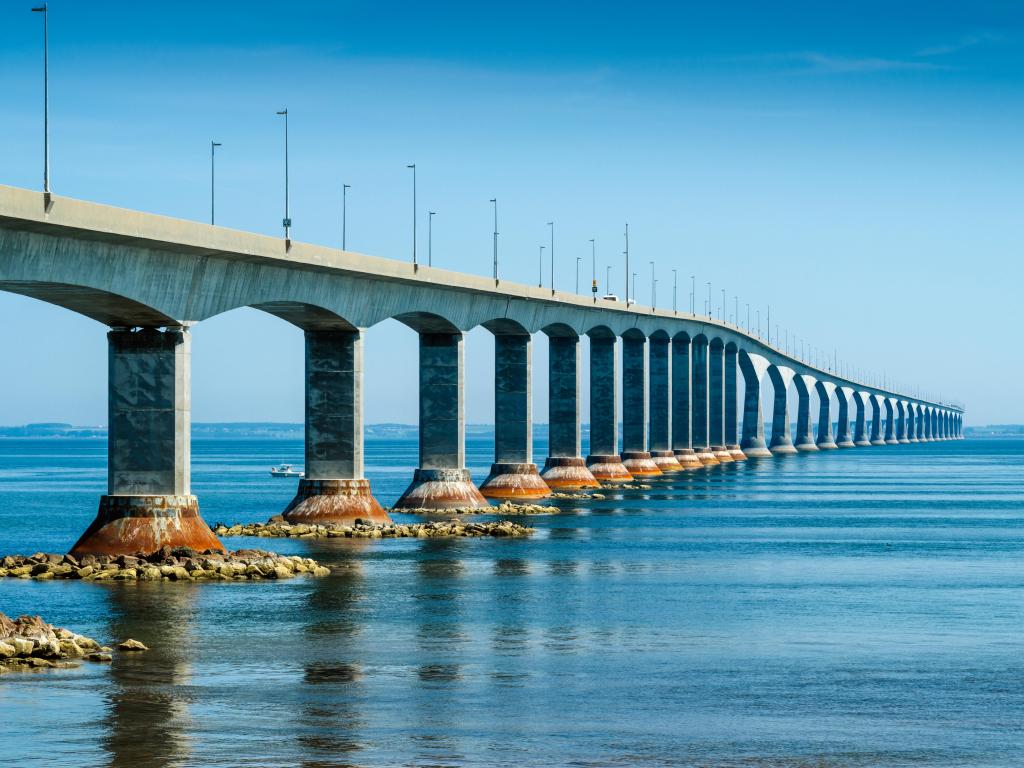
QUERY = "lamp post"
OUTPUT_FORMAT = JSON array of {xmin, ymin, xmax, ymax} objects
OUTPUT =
[
  {"xmin": 605, "ymin": 265, "xmax": 611, "ymax": 295},
  {"xmin": 672, "ymin": 269, "xmax": 677, "ymax": 313},
  {"xmin": 407, "ymin": 164, "xmax": 417, "ymax": 265},
  {"xmin": 490, "ymin": 198, "xmax": 498, "ymax": 279},
  {"xmin": 548, "ymin": 221, "xmax": 555, "ymax": 293},
  {"xmin": 632, "ymin": 271, "xmax": 637, "ymax": 304},
  {"xmin": 276, "ymin": 109, "xmax": 290, "ymax": 242},
  {"xmin": 31, "ymin": 3, "xmax": 49, "ymax": 199},
  {"xmin": 624, "ymin": 223, "xmax": 630, "ymax": 305},
  {"xmin": 690, "ymin": 275, "xmax": 695, "ymax": 314},
  {"xmin": 342, "ymin": 183, "xmax": 350, "ymax": 250},
  {"xmin": 721, "ymin": 288, "xmax": 725, "ymax": 322},
  {"xmin": 576, "ymin": 256, "xmax": 581, "ymax": 294},
  {"xmin": 706, "ymin": 282, "xmax": 711, "ymax": 320},
  {"xmin": 746, "ymin": 303, "xmax": 750, "ymax": 332},
  {"xmin": 210, "ymin": 141, "xmax": 221, "ymax": 225},
  {"xmin": 650, "ymin": 261, "xmax": 656, "ymax": 307},
  {"xmin": 428, "ymin": 211, "xmax": 435, "ymax": 266},
  {"xmin": 590, "ymin": 238, "xmax": 597, "ymax": 297},
  {"xmin": 538, "ymin": 245, "xmax": 544, "ymax": 288}
]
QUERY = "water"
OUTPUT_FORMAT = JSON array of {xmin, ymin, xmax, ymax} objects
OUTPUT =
[{"xmin": 1, "ymin": 437, "xmax": 1023, "ymax": 766}]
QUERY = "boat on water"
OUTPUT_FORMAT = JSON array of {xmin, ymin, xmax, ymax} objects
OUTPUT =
[{"xmin": 269, "ymin": 464, "xmax": 304, "ymax": 478}]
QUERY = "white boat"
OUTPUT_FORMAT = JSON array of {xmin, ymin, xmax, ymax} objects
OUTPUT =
[{"xmin": 269, "ymin": 464, "xmax": 304, "ymax": 478}]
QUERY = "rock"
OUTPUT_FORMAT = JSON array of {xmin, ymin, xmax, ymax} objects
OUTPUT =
[
  {"xmin": 118, "ymin": 639, "xmax": 148, "ymax": 651},
  {"xmin": 0, "ymin": 641, "xmax": 16, "ymax": 658},
  {"xmin": 10, "ymin": 637, "xmax": 34, "ymax": 655},
  {"xmin": 86, "ymin": 652, "xmax": 113, "ymax": 663}
]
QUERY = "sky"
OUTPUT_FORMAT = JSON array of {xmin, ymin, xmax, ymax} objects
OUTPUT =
[{"xmin": 0, "ymin": 0, "xmax": 1021, "ymax": 426}]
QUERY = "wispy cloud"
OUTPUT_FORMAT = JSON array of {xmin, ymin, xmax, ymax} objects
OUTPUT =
[
  {"xmin": 795, "ymin": 52, "xmax": 943, "ymax": 74},
  {"xmin": 914, "ymin": 32, "xmax": 1000, "ymax": 58}
]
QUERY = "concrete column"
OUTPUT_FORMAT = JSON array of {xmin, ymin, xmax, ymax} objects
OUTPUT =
[
  {"xmin": 870, "ymin": 396, "xmax": 886, "ymax": 445},
  {"xmin": 897, "ymin": 401, "xmax": 909, "ymax": 443},
  {"xmin": 854, "ymin": 392, "xmax": 871, "ymax": 446},
  {"xmin": 648, "ymin": 334, "xmax": 681, "ymax": 471},
  {"xmin": 480, "ymin": 333, "xmax": 550, "ymax": 499},
  {"xmin": 885, "ymin": 399, "xmax": 898, "ymax": 444},
  {"xmin": 71, "ymin": 327, "xmax": 223, "ymax": 556},
  {"xmin": 586, "ymin": 334, "xmax": 631, "ymax": 481},
  {"xmin": 283, "ymin": 329, "xmax": 388, "ymax": 524},
  {"xmin": 671, "ymin": 334, "xmax": 702, "ymax": 469},
  {"xmin": 724, "ymin": 345, "xmax": 745, "ymax": 459},
  {"xmin": 794, "ymin": 375, "xmax": 818, "ymax": 451},
  {"xmin": 922, "ymin": 406, "xmax": 932, "ymax": 441},
  {"xmin": 739, "ymin": 352, "xmax": 771, "ymax": 458},
  {"xmin": 395, "ymin": 331, "xmax": 488, "ymax": 509},
  {"xmin": 907, "ymin": 404, "xmax": 917, "ymax": 442},
  {"xmin": 836, "ymin": 387, "xmax": 855, "ymax": 447},
  {"xmin": 691, "ymin": 337, "xmax": 717, "ymax": 464},
  {"xmin": 541, "ymin": 334, "xmax": 598, "ymax": 489},
  {"xmin": 708, "ymin": 341, "xmax": 732, "ymax": 462},
  {"xmin": 768, "ymin": 366, "xmax": 797, "ymax": 455},
  {"xmin": 815, "ymin": 380, "xmax": 838, "ymax": 449},
  {"xmin": 620, "ymin": 334, "xmax": 660, "ymax": 476}
]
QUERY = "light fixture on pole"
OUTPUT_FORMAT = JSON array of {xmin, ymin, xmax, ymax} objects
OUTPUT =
[
  {"xmin": 490, "ymin": 198, "xmax": 498, "ymax": 280},
  {"xmin": 31, "ymin": 3, "xmax": 50, "ymax": 204},
  {"xmin": 672, "ymin": 269, "xmax": 677, "ymax": 313},
  {"xmin": 632, "ymin": 271, "xmax": 637, "ymax": 304},
  {"xmin": 650, "ymin": 261, "xmax": 655, "ymax": 307},
  {"xmin": 428, "ymin": 211, "xmax": 436, "ymax": 267},
  {"xmin": 576, "ymin": 256, "xmax": 581, "ymax": 294},
  {"xmin": 342, "ymin": 183, "xmax": 350, "ymax": 250},
  {"xmin": 605, "ymin": 265, "xmax": 612, "ymax": 295},
  {"xmin": 590, "ymin": 238, "xmax": 597, "ymax": 297},
  {"xmin": 210, "ymin": 141, "xmax": 221, "ymax": 225},
  {"xmin": 706, "ymin": 282, "xmax": 711, "ymax": 320},
  {"xmin": 538, "ymin": 245, "xmax": 545, "ymax": 288},
  {"xmin": 407, "ymin": 164, "xmax": 417, "ymax": 266},
  {"xmin": 276, "ymin": 109, "xmax": 290, "ymax": 244},
  {"xmin": 624, "ymin": 223, "xmax": 630, "ymax": 305},
  {"xmin": 690, "ymin": 275, "xmax": 695, "ymax": 314},
  {"xmin": 547, "ymin": 221, "xmax": 555, "ymax": 294}
]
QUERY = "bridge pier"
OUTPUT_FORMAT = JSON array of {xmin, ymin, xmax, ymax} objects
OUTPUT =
[
  {"xmin": 870, "ymin": 396, "xmax": 886, "ymax": 446},
  {"xmin": 540, "ymin": 333, "xmax": 598, "ymax": 489},
  {"xmin": 853, "ymin": 392, "xmax": 872, "ymax": 447},
  {"xmin": 71, "ymin": 327, "xmax": 223, "ymax": 557},
  {"xmin": 691, "ymin": 336, "xmax": 718, "ymax": 464},
  {"xmin": 648, "ymin": 334, "xmax": 681, "ymax": 471},
  {"xmin": 768, "ymin": 366, "xmax": 798, "ymax": 455},
  {"xmin": 283, "ymin": 330, "xmax": 389, "ymax": 524},
  {"xmin": 907, "ymin": 404, "xmax": 918, "ymax": 442},
  {"xmin": 621, "ymin": 334, "xmax": 661, "ymax": 476},
  {"xmin": 794, "ymin": 375, "xmax": 819, "ymax": 451},
  {"xmin": 815, "ymin": 380, "xmax": 838, "ymax": 449},
  {"xmin": 896, "ymin": 401, "xmax": 910, "ymax": 443},
  {"xmin": 724, "ymin": 344, "xmax": 746, "ymax": 459},
  {"xmin": 708, "ymin": 340, "xmax": 733, "ymax": 462},
  {"xmin": 884, "ymin": 399, "xmax": 899, "ymax": 444},
  {"xmin": 671, "ymin": 334, "xmax": 703, "ymax": 469},
  {"xmin": 395, "ymin": 332, "xmax": 488, "ymax": 509},
  {"xmin": 739, "ymin": 354, "xmax": 771, "ymax": 458},
  {"xmin": 479, "ymin": 333, "xmax": 550, "ymax": 499},
  {"xmin": 586, "ymin": 333, "xmax": 631, "ymax": 481},
  {"xmin": 836, "ymin": 388, "xmax": 856, "ymax": 447}
]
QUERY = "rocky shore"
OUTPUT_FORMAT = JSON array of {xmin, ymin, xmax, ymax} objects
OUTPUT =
[
  {"xmin": 0, "ymin": 548, "xmax": 330, "ymax": 582},
  {"xmin": 392, "ymin": 500, "xmax": 559, "ymax": 515},
  {"xmin": 213, "ymin": 517, "xmax": 533, "ymax": 539},
  {"xmin": 0, "ymin": 612, "xmax": 140, "ymax": 672},
  {"xmin": 599, "ymin": 483, "xmax": 653, "ymax": 490}
]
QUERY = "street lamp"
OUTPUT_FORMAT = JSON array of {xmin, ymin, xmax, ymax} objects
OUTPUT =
[
  {"xmin": 31, "ymin": 3, "xmax": 49, "ymax": 200},
  {"xmin": 590, "ymin": 238, "xmax": 597, "ymax": 297},
  {"xmin": 407, "ymin": 164, "xmax": 417, "ymax": 265},
  {"xmin": 538, "ymin": 245, "xmax": 545, "ymax": 288},
  {"xmin": 690, "ymin": 275, "xmax": 695, "ymax": 314},
  {"xmin": 632, "ymin": 271, "xmax": 637, "ymax": 304},
  {"xmin": 576, "ymin": 256, "xmax": 581, "ymax": 294},
  {"xmin": 342, "ymin": 183, "xmax": 350, "ymax": 250},
  {"xmin": 276, "ymin": 109, "xmax": 290, "ymax": 243},
  {"xmin": 548, "ymin": 221, "xmax": 555, "ymax": 293},
  {"xmin": 428, "ymin": 211, "xmax": 436, "ymax": 266},
  {"xmin": 490, "ymin": 199, "xmax": 498, "ymax": 279},
  {"xmin": 624, "ymin": 223, "xmax": 630, "ymax": 304},
  {"xmin": 650, "ymin": 261, "xmax": 656, "ymax": 307},
  {"xmin": 672, "ymin": 269, "xmax": 677, "ymax": 313},
  {"xmin": 721, "ymin": 288, "xmax": 725, "ymax": 322},
  {"xmin": 210, "ymin": 141, "xmax": 221, "ymax": 225},
  {"xmin": 706, "ymin": 282, "xmax": 711, "ymax": 320},
  {"xmin": 605, "ymin": 265, "xmax": 611, "ymax": 295}
]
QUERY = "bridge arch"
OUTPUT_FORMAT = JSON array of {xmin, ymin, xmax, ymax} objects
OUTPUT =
[
  {"xmin": 737, "ymin": 349, "xmax": 771, "ymax": 457},
  {"xmin": 0, "ymin": 280, "xmax": 177, "ymax": 327}
]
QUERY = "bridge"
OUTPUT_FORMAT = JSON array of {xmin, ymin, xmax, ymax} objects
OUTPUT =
[{"xmin": 0, "ymin": 184, "xmax": 963, "ymax": 556}]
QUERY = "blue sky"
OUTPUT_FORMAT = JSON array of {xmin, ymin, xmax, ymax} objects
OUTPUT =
[{"xmin": 1, "ymin": 1, "xmax": 1020, "ymax": 426}]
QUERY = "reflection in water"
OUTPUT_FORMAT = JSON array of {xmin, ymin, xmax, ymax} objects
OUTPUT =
[
  {"xmin": 409, "ymin": 539, "xmax": 466, "ymax": 766},
  {"xmin": 100, "ymin": 582, "xmax": 197, "ymax": 768},
  {"xmin": 297, "ymin": 545, "xmax": 368, "ymax": 767}
]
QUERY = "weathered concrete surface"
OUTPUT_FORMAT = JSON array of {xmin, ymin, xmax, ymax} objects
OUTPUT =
[
  {"xmin": 709, "ymin": 340, "xmax": 726, "ymax": 450},
  {"xmin": 724, "ymin": 344, "xmax": 741, "ymax": 455},
  {"xmin": 853, "ymin": 392, "xmax": 872, "ymax": 447},
  {"xmin": 650, "ymin": 449, "xmax": 683, "ymax": 471},
  {"xmin": 283, "ymin": 479, "xmax": 390, "ymax": 525},
  {"xmin": 586, "ymin": 454, "xmax": 633, "ymax": 482},
  {"xmin": 479, "ymin": 463, "xmax": 550, "ymax": 499},
  {"xmin": 621, "ymin": 335, "xmax": 651, "ymax": 454},
  {"xmin": 649, "ymin": 334, "xmax": 671, "ymax": 453},
  {"xmin": 541, "ymin": 332, "xmax": 597, "ymax": 489},
  {"xmin": 739, "ymin": 351, "xmax": 772, "ymax": 458},
  {"xmin": 885, "ymin": 398, "xmax": 899, "ymax": 445},
  {"xmin": 622, "ymin": 451, "xmax": 662, "ymax": 476},
  {"xmin": 540, "ymin": 456, "xmax": 600, "ymax": 489},
  {"xmin": 586, "ymin": 332, "xmax": 630, "ymax": 480},
  {"xmin": 691, "ymin": 337, "xmax": 711, "ymax": 454},
  {"xmin": 815, "ymin": 381, "xmax": 838, "ymax": 449},
  {"xmin": 671, "ymin": 334, "xmax": 692, "ymax": 453},
  {"xmin": 70, "ymin": 327, "xmax": 223, "ymax": 556},
  {"xmin": 673, "ymin": 448, "xmax": 704, "ymax": 469},
  {"xmin": 394, "ymin": 468, "xmax": 488, "ymax": 510},
  {"xmin": 836, "ymin": 387, "xmax": 856, "ymax": 448},
  {"xmin": 870, "ymin": 395, "xmax": 886, "ymax": 446}
]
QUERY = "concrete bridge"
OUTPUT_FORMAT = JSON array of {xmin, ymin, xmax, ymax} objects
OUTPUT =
[{"xmin": 0, "ymin": 184, "xmax": 964, "ymax": 556}]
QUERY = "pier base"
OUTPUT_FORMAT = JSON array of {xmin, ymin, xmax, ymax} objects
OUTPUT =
[
  {"xmin": 711, "ymin": 446, "xmax": 734, "ymax": 463},
  {"xmin": 479, "ymin": 463, "xmax": 551, "ymax": 499},
  {"xmin": 673, "ymin": 448, "xmax": 704, "ymax": 469},
  {"xmin": 795, "ymin": 441, "xmax": 819, "ymax": 452},
  {"xmin": 586, "ymin": 454, "xmax": 633, "ymax": 482},
  {"xmin": 540, "ymin": 457, "xmax": 600, "ymax": 490},
  {"xmin": 650, "ymin": 450, "xmax": 683, "ymax": 472},
  {"xmin": 394, "ymin": 468, "xmax": 489, "ymax": 510},
  {"xmin": 70, "ymin": 495, "xmax": 224, "ymax": 557},
  {"xmin": 283, "ymin": 479, "xmax": 391, "ymax": 525},
  {"xmin": 728, "ymin": 445, "xmax": 747, "ymax": 460},
  {"xmin": 621, "ymin": 451, "xmax": 662, "ymax": 477}
]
